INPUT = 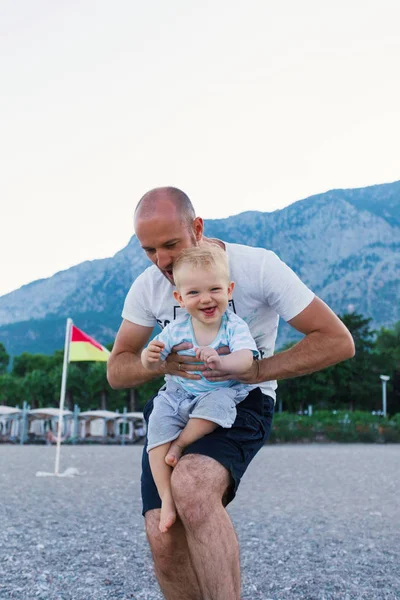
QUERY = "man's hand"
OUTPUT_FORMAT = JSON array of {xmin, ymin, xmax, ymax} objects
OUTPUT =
[
  {"xmin": 165, "ymin": 342, "xmax": 203, "ymax": 380},
  {"xmin": 195, "ymin": 347, "xmax": 223, "ymax": 370}
]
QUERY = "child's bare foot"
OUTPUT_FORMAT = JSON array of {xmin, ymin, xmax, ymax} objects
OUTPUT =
[
  {"xmin": 159, "ymin": 495, "xmax": 176, "ymax": 533},
  {"xmin": 165, "ymin": 441, "xmax": 184, "ymax": 467}
]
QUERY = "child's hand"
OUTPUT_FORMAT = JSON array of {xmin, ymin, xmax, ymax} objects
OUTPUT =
[
  {"xmin": 196, "ymin": 347, "xmax": 222, "ymax": 370},
  {"xmin": 147, "ymin": 340, "xmax": 165, "ymax": 362},
  {"xmin": 146, "ymin": 341, "xmax": 165, "ymax": 362},
  {"xmin": 142, "ymin": 341, "xmax": 165, "ymax": 371}
]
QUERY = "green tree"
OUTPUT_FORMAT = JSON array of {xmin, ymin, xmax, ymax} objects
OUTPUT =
[
  {"xmin": 0, "ymin": 374, "xmax": 23, "ymax": 406},
  {"xmin": 0, "ymin": 343, "xmax": 10, "ymax": 374},
  {"xmin": 309, "ymin": 312, "xmax": 380, "ymax": 412},
  {"xmin": 23, "ymin": 370, "xmax": 54, "ymax": 409},
  {"xmin": 65, "ymin": 364, "xmax": 88, "ymax": 411},
  {"xmin": 277, "ymin": 359, "xmax": 333, "ymax": 412},
  {"xmin": 47, "ymin": 361, "xmax": 92, "ymax": 411},
  {"xmin": 331, "ymin": 313, "xmax": 378, "ymax": 411},
  {"xmin": 12, "ymin": 353, "xmax": 57, "ymax": 377},
  {"xmin": 375, "ymin": 322, "xmax": 400, "ymax": 367},
  {"xmin": 277, "ymin": 313, "xmax": 379, "ymax": 412},
  {"xmin": 374, "ymin": 321, "xmax": 400, "ymax": 414},
  {"xmin": 86, "ymin": 363, "xmax": 109, "ymax": 410}
]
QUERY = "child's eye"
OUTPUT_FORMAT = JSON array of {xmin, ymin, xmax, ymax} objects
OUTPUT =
[
  {"xmin": 211, "ymin": 288, "xmax": 221, "ymax": 292},
  {"xmin": 188, "ymin": 291, "xmax": 198, "ymax": 295}
]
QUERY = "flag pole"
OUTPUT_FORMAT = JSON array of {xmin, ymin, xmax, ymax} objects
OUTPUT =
[{"xmin": 54, "ymin": 318, "xmax": 73, "ymax": 475}]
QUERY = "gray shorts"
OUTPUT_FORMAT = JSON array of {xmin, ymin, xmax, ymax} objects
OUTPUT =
[{"xmin": 147, "ymin": 379, "xmax": 252, "ymax": 452}]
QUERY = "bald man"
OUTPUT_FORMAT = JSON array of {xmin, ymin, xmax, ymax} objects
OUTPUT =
[{"xmin": 108, "ymin": 187, "xmax": 354, "ymax": 600}]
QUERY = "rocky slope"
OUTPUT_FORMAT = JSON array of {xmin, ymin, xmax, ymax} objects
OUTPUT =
[{"xmin": 1, "ymin": 181, "xmax": 399, "ymax": 356}]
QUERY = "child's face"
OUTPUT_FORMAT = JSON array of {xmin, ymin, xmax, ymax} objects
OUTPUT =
[{"xmin": 173, "ymin": 265, "xmax": 234, "ymax": 326}]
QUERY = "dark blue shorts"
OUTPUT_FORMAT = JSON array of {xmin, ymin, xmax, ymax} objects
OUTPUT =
[{"xmin": 141, "ymin": 387, "xmax": 275, "ymax": 516}]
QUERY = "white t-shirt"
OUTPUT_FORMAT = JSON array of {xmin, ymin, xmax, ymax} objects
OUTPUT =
[{"xmin": 122, "ymin": 242, "xmax": 315, "ymax": 400}]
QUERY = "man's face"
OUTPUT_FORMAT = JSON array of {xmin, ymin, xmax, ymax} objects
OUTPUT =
[{"xmin": 135, "ymin": 209, "xmax": 203, "ymax": 285}]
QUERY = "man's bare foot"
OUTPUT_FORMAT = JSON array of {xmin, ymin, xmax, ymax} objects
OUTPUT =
[
  {"xmin": 159, "ymin": 495, "xmax": 176, "ymax": 533},
  {"xmin": 165, "ymin": 441, "xmax": 184, "ymax": 467}
]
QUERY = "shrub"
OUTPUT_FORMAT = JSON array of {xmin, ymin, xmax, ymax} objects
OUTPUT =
[{"xmin": 268, "ymin": 411, "xmax": 400, "ymax": 443}]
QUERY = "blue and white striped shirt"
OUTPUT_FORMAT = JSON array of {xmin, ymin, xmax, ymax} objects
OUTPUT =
[{"xmin": 153, "ymin": 311, "xmax": 258, "ymax": 395}]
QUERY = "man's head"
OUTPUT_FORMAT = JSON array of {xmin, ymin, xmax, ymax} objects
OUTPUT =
[
  {"xmin": 172, "ymin": 245, "xmax": 234, "ymax": 325},
  {"xmin": 134, "ymin": 187, "xmax": 204, "ymax": 284}
]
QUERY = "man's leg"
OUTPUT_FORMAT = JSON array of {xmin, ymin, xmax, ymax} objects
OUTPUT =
[
  {"xmin": 145, "ymin": 509, "xmax": 202, "ymax": 600},
  {"xmin": 171, "ymin": 454, "xmax": 241, "ymax": 600},
  {"xmin": 166, "ymin": 417, "xmax": 218, "ymax": 467},
  {"xmin": 142, "ymin": 390, "xmax": 274, "ymax": 599}
]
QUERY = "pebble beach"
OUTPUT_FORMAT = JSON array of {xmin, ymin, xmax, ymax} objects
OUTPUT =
[{"xmin": 1, "ymin": 444, "xmax": 399, "ymax": 600}]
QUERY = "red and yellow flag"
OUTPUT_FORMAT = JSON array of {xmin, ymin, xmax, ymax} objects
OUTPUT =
[{"xmin": 69, "ymin": 326, "xmax": 110, "ymax": 362}]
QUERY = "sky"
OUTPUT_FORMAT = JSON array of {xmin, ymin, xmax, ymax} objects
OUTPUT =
[{"xmin": 1, "ymin": 0, "xmax": 399, "ymax": 298}]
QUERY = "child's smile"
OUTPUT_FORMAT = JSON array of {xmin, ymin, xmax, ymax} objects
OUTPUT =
[{"xmin": 173, "ymin": 265, "xmax": 234, "ymax": 327}]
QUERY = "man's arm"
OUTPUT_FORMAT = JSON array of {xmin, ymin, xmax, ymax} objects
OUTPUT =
[
  {"xmin": 205, "ymin": 297, "xmax": 355, "ymax": 384},
  {"xmin": 255, "ymin": 296, "xmax": 355, "ymax": 383},
  {"xmin": 107, "ymin": 320, "xmax": 205, "ymax": 389},
  {"xmin": 107, "ymin": 320, "xmax": 161, "ymax": 389}
]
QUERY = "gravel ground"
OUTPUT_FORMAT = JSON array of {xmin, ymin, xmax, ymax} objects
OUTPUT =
[{"xmin": 0, "ymin": 444, "xmax": 399, "ymax": 600}]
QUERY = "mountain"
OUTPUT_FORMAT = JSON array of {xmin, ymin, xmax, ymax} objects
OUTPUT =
[{"xmin": 1, "ymin": 181, "xmax": 399, "ymax": 357}]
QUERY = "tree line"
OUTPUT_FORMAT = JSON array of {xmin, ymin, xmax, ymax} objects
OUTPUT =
[{"xmin": 0, "ymin": 313, "xmax": 399, "ymax": 414}]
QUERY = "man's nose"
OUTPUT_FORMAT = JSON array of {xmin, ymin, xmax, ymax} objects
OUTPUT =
[{"xmin": 156, "ymin": 249, "xmax": 171, "ymax": 269}]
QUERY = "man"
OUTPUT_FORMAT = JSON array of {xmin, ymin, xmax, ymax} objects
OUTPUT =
[{"xmin": 107, "ymin": 186, "xmax": 355, "ymax": 600}]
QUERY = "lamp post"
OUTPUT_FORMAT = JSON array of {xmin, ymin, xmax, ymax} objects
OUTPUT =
[{"xmin": 380, "ymin": 375, "xmax": 390, "ymax": 417}]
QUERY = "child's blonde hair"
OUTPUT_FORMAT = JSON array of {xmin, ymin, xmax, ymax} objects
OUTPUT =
[{"xmin": 173, "ymin": 245, "xmax": 230, "ymax": 289}]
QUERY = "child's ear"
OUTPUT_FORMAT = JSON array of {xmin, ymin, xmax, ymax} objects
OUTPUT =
[
  {"xmin": 227, "ymin": 281, "xmax": 235, "ymax": 299},
  {"xmin": 173, "ymin": 290, "xmax": 185, "ymax": 307}
]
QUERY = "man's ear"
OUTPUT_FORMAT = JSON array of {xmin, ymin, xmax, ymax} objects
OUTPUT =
[
  {"xmin": 173, "ymin": 290, "xmax": 184, "ymax": 307},
  {"xmin": 192, "ymin": 217, "xmax": 204, "ymax": 242},
  {"xmin": 227, "ymin": 281, "xmax": 235, "ymax": 300}
]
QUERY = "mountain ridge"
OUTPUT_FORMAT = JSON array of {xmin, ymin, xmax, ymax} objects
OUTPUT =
[{"xmin": 1, "ymin": 180, "xmax": 399, "ymax": 357}]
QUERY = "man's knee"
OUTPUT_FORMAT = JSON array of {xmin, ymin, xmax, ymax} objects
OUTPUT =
[{"xmin": 171, "ymin": 454, "xmax": 230, "ymax": 526}]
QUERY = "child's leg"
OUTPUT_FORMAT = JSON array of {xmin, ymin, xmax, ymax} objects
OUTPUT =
[
  {"xmin": 148, "ymin": 442, "xmax": 177, "ymax": 533},
  {"xmin": 166, "ymin": 418, "xmax": 218, "ymax": 467}
]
